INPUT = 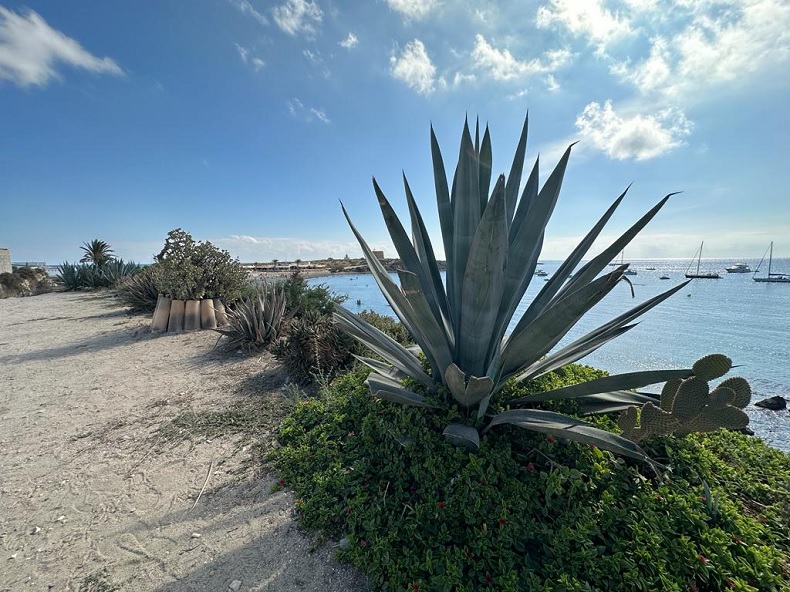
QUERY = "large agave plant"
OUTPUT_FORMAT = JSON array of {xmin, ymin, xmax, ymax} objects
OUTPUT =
[{"xmin": 334, "ymin": 113, "xmax": 701, "ymax": 464}]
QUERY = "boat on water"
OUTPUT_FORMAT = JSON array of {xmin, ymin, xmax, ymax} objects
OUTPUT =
[
  {"xmin": 753, "ymin": 242, "xmax": 790, "ymax": 283},
  {"xmin": 645, "ymin": 267, "xmax": 656, "ymax": 271},
  {"xmin": 659, "ymin": 275, "xmax": 670, "ymax": 280},
  {"xmin": 612, "ymin": 250, "xmax": 637, "ymax": 275},
  {"xmin": 685, "ymin": 242, "xmax": 721, "ymax": 279},
  {"xmin": 535, "ymin": 269, "xmax": 548, "ymax": 277},
  {"xmin": 725, "ymin": 262, "xmax": 752, "ymax": 273}
]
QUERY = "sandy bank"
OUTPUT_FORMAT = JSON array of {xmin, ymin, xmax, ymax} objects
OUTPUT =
[{"xmin": 0, "ymin": 292, "xmax": 368, "ymax": 591}]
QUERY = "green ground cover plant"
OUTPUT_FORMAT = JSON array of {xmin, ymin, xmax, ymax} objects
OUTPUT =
[{"xmin": 272, "ymin": 366, "xmax": 790, "ymax": 591}]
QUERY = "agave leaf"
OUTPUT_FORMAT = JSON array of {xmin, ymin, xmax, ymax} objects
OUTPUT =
[
  {"xmin": 403, "ymin": 175, "xmax": 452, "ymax": 328},
  {"xmin": 459, "ymin": 174, "xmax": 508, "ymax": 376},
  {"xmin": 495, "ymin": 146, "xmax": 573, "ymax": 346},
  {"xmin": 430, "ymin": 124, "xmax": 454, "ymax": 311},
  {"xmin": 499, "ymin": 270, "xmax": 623, "ymax": 380},
  {"xmin": 353, "ymin": 355, "xmax": 410, "ymax": 382},
  {"xmin": 449, "ymin": 118, "xmax": 480, "ymax": 341},
  {"xmin": 397, "ymin": 270, "xmax": 454, "ymax": 376},
  {"xmin": 511, "ymin": 369, "xmax": 694, "ymax": 404},
  {"xmin": 554, "ymin": 193, "xmax": 678, "ymax": 305},
  {"xmin": 444, "ymin": 363, "xmax": 493, "ymax": 408},
  {"xmin": 341, "ymin": 202, "xmax": 445, "ymax": 378},
  {"xmin": 443, "ymin": 423, "xmax": 480, "ymax": 451},
  {"xmin": 483, "ymin": 409, "xmax": 655, "ymax": 466},
  {"xmin": 478, "ymin": 125, "xmax": 492, "ymax": 216},
  {"xmin": 576, "ymin": 391, "xmax": 661, "ymax": 416},
  {"xmin": 334, "ymin": 307, "xmax": 434, "ymax": 391},
  {"xmin": 374, "ymin": 178, "xmax": 446, "ymax": 327},
  {"xmin": 504, "ymin": 113, "xmax": 529, "ymax": 224},
  {"xmin": 522, "ymin": 185, "xmax": 631, "ymax": 326},
  {"xmin": 510, "ymin": 325, "xmax": 637, "ymax": 386},
  {"xmin": 367, "ymin": 373, "xmax": 437, "ymax": 408},
  {"xmin": 516, "ymin": 279, "xmax": 691, "ymax": 385},
  {"xmin": 509, "ymin": 156, "xmax": 540, "ymax": 243}
]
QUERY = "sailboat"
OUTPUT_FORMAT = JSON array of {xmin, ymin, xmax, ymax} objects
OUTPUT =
[
  {"xmin": 752, "ymin": 242, "xmax": 790, "ymax": 283},
  {"xmin": 685, "ymin": 241, "xmax": 720, "ymax": 279},
  {"xmin": 612, "ymin": 250, "xmax": 637, "ymax": 275}
]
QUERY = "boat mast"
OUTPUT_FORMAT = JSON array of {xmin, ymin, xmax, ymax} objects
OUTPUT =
[
  {"xmin": 768, "ymin": 241, "xmax": 773, "ymax": 276},
  {"xmin": 697, "ymin": 242, "xmax": 703, "ymax": 275}
]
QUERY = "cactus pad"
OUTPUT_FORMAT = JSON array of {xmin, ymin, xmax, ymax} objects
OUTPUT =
[
  {"xmin": 708, "ymin": 386, "xmax": 736, "ymax": 408},
  {"xmin": 692, "ymin": 354, "xmax": 732, "ymax": 381},
  {"xmin": 718, "ymin": 377, "xmax": 751, "ymax": 408},
  {"xmin": 672, "ymin": 377, "xmax": 709, "ymax": 422},
  {"xmin": 660, "ymin": 378, "xmax": 682, "ymax": 412}
]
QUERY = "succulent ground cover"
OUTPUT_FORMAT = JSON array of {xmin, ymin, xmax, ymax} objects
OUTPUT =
[{"xmin": 272, "ymin": 366, "xmax": 790, "ymax": 591}]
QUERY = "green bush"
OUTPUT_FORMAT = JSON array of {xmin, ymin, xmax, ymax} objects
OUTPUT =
[
  {"xmin": 0, "ymin": 272, "xmax": 23, "ymax": 293},
  {"xmin": 272, "ymin": 367, "xmax": 790, "ymax": 591},
  {"xmin": 12, "ymin": 266, "xmax": 38, "ymax": 281},
  {"xmin": 279, "ymin": 271, "xmax": 346, "ymax": 317},
  {"xmin": 151, "ymin": 228, "xmax": 249, "ymax": 301}
]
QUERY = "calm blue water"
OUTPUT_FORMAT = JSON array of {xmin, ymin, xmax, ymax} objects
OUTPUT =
[{"xmin": 311, "ymin": 258, "xmax": 790, "ymax": 452}]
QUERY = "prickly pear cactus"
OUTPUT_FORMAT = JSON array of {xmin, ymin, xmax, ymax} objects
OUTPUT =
[{"xmin": 619, "ymin": 355, "xmax": 750, "ymax": 443}]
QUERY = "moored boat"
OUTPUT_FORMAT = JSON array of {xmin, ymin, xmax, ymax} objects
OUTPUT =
[{"xmin": 753, "ymin": 242, "xmax": 790, "ymax": 283}]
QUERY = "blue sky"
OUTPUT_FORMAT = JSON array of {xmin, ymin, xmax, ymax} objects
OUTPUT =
[{"xmin": 1, "ymin": 0, "xmax": 788, "ymax": 265}]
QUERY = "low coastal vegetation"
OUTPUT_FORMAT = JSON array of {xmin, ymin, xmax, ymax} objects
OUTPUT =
[
  {"xmin": 0, "ymin": 265, "xmax": 55, "ymax": 298},
  {"xmin": 267, "ymin": 113, "xmax": 789, "ymax": 590}
]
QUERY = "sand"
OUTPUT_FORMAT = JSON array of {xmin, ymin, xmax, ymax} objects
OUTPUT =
[{"xmin": 0, "ymin": 292, "xmax": 369, "ymax": 592}]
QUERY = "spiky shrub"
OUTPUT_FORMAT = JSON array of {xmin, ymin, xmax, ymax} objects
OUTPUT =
[
  {"xmin": 273, "ymin": 311, "xmax": 357, "ymax": 384},
  {"xmin": 215, "ymin": 284, "xmax": 288, "ymax": 352},
  {"xmin": 102, "ymin": 259, "xmax": 142, "ymax": 284},
  {"xmin": 116, "ymin": 266, "xmax": 160, "ymax": 311},
  {"xmin": 56, "ymin": 262, "xmax": 85, "ymax": 291},
  {"xmin": 334, "ymin": 113, "xmax": 749, "ymax": 464}
]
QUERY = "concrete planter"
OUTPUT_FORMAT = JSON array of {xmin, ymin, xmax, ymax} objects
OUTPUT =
[{"xmin": 150, "ymin": 295, "xmax": 228, "ymax": 333}]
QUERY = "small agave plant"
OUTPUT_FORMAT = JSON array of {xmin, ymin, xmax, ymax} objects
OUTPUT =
[{"xmin": 334, "ymin": 113, "xmax": 730, "ymax": 465}]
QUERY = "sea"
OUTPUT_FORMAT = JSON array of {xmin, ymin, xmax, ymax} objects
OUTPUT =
[{"xmin": 310, "ymin": 258, "xmax": 790, "ymax": 453}]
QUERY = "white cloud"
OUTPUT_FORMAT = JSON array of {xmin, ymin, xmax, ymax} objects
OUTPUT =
[
  {"xmin": 234, "ymin": 43, "xmax": 249, "ymax": 62},
  {"xmin": 613, "ymin": 0, "xmax": 790, "ymax": 100},
  {"xmin": 470, "ymin": 34, "xmax": 573, "ymax": 82},
  {"xmin": 386, "ymin": 0, "xmax": 440, "ymax": 20},
  {"xmin": 235, "ymin": 43, "xmax": 265, "ymax": 70},
  {"xmin": 229, "ymin": 0, "xmax": 269, "ymax": 26},
  {"xmin": 536, "ymin": 0, "xmax": 634, "ymax": 54},
  {"xmin": 575, "ymin": 100, "xmax": 692, "ymax": 160},
  {"xmin": 287, "ymin": 97, "xmax": 330, "ymax": 124},
  {"xmin": 311, "ymin": 107, "xmax": 330, "ymax": 124},
  {"xmin": 0, "ymin": 7, "xmax": 123, "ymax": 87},
  {"xmin": 545, "ymin": 73, "xmax": 560, "ymax": 92},
  {"xmin": 272, "ymin": 0, "xmax": 323, "ymax": 36},
  {"xmin": 390, "ymin": 39, "xmax": 437, "ymax": 95},
  {"xmin": 339, "ymin": 32, "xmax": 358, "ymax": 49}
]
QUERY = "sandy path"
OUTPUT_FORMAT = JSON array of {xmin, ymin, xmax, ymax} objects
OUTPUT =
[{"xmin": 0, "ymin": 292, "xmax": 369, "ymax": 592}]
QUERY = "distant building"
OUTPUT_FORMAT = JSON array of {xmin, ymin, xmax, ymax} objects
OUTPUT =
[
  {"xmin": 0, "ymin": 248, "xmax": 11, "ymax": 274},
  {"xmin": 372, "ymin": 250, "xmax": 385, "ymax": 260}
]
